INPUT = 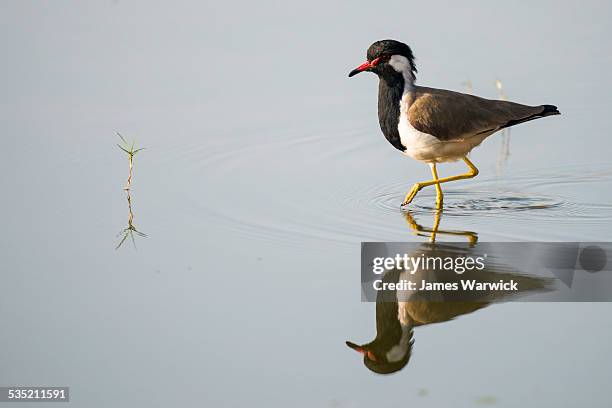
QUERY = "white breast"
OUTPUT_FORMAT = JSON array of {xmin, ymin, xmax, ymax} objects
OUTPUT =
[
  {"xmin": 385, "ymin": 269, "xmax": 413, "ymax": 363},
  {"xmin": 398, "ymin": 93, "xmax": 489, "ymax": 163}
]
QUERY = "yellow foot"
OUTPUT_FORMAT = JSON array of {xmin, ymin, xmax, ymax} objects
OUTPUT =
[{"xmin": 401, "ymin": 183, "xmax": 422, "ymax": 207}]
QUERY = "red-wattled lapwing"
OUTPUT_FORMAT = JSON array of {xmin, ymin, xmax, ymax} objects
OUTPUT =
[
  {"xmin": 349, "ymin": 40, "xmax": 560, "ymax": 209},
  {"xmin": 346, "ymin": 244, "xmax": 552, "ymax": 374}
]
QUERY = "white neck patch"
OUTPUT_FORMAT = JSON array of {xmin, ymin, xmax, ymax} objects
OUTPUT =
[
  {"xmin": 388, "ymin": 55, "xmax": 415, "ymax": 90},
  {"xmin": 385, "ymin": 326, "xmax": 412, "ymax": 362}
]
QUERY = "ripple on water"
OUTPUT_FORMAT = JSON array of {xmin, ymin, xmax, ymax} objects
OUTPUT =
[
  {"xmin": 178, "ymin": 125, "xmax": 612, "ymax": 245},
  {"xmin": 358, "ymin": 163, "xmax": 612, "ymax": 224}
]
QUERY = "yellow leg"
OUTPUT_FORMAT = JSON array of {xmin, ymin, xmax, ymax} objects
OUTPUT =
[
  {"xmin": 429, "ymin": 209, "xmax": 441, "ymax": 242},
  {"xmin": 430, "ymin": 163, "xmax": 443, "ymax": 210},
  {"xmin": 403, "ymin": 210, "xmax": 478, "ymax": 245},
  {"xmin": 401, "ymin": 156, "xmax": 479, "ymax": 207}
]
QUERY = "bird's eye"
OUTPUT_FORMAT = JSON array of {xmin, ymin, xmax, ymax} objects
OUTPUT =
[{"xmin": 370, "ymin": 55, "xmax": 388, "ymax": 67}]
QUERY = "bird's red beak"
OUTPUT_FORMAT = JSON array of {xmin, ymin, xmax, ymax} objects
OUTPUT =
[
  {"xmin": 346, "ymin": 341, "xmax": 377, "ymax": 361},
  {"xmin": 348, "ymin": 57, "xmax": 381, "ymax": 77}
]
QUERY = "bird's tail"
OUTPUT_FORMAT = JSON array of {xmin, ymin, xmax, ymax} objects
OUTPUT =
[
  {"xmin": 498, "ymin": 104, "xmax": 561, "ymax": 130},
  {"xmin": 541, "ymin": 104, "xmax": 560, "ymax": 116}
]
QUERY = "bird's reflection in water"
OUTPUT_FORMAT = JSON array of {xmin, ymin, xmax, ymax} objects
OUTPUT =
[
  {"xmin": 347, "ymin": 210, "xmax": 550, "ymax": 374},
  {"xmin": 403, "ymin": 210, "xmax": 478, "ymax": 245}
]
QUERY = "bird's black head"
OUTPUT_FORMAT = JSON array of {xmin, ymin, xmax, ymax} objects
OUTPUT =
[
  {"xmin": 345, "ymin": 336, "xmax": 413, "ymax": 375},
  {"xmin": 348, "ymin": 39, "xmax": 417, "ymax": 81},
  {"xmin": 345, "ymin": 275, "xmax": 414, "ymax": 375}
]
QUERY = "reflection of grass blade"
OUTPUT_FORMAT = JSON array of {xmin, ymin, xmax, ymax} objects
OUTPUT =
[
  {"xmin": 130, "ymin": 230, "xmax": 136, "ymax": 248},
  {"xmin": 116, "ymin": 226, "xmax": 147, "ymax": 250},
  {"xmin": 116, "ymin": 230, "xmax": 129, "ymax": 250}
]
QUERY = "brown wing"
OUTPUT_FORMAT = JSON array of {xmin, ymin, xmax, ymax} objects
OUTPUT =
[{"xmin": 408, "ymin": 86, "xmax": 550, "ymax": 141}]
